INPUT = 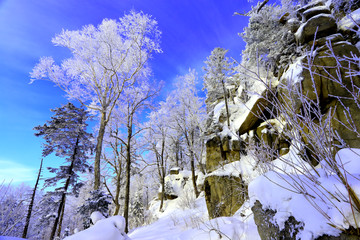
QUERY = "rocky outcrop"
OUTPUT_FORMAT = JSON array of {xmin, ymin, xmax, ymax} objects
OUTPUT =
[
  {"xmin": 205, "ymin": 135, "xmax": 244, "ymax": 173},
  {"xmin": 295, "ymin": 14, "xmax": 337, "ymax": 44},
  {"xmin": 204, "ymin": 175, "xmax": 247, "ymax": 218},
  {"xmin": 316, "ymin": 230, "xmax": 360, "ymax": 240},
  {"xmin": 252, "ymin": 200, "xmax": 360, "ymax": 240},
  {"xmin": 204, "ymin": 0, "xmax": 360, "ymax": 231},
  {"xmin": 252, "ymin": 200, "xmax": 304, "ymax": 240},
  {"xmin": 255, "ymin": 119, "xmax": 290, "ymax": 157},
  {"xmin": 238, "ymin": 89, "xmax": 274, "ymax": 135}
]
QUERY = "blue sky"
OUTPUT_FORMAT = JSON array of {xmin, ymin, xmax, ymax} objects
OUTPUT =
[{"xmin": 0, "ymin": 0, "xmax": 252, "ymax": 186}]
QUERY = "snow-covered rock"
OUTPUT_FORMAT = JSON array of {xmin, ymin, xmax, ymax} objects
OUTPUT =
[
  {"xmin": 338, "ymin": 8, "xmax": 360, "ymax": 32},
  {"xmin": 64, "ymin": 216, "xmax": 130, "ymax": 240},
  {"xmin": 295, "ymin": 14, "xmax": 337, "ymax": 44},
  {"xmin": 248, "ymin": 148, "xmax": 360, "ymax": 239},
  {"xmin": 90, "ymin": 211, "xmax": 105, "ymax": 224},
  {"xmin": 159, "ymin": 170, "xmax": 192, "ymax": 200}
]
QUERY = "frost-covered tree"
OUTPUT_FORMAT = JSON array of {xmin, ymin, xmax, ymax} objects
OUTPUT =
[
  {"xmin": 0, "ymin": 183, "xmax": 29, "ymax": 238},
  {"xmin": 241, "ymin": 2, "xmax": 298, "ymax": 74},
  {"xmin": 34, "ymin": 103, "xmax": 94, "ymax": 239},
  {"xmin": 30, "ymin": 11, "xmax": 162, "ymax": 190},
  {"xmin": 105, "ymin": 80, "xmax": 160, "ymax": 233},
  {"xmin": 170, "ymin": 69, "xmax": 206, "ymax": 197},
  {"xmin": 130, "ymin": 186, "xmax": 145, "ymax": 228},
  {"xmin": 143, "ymin": 102, "xmax": 174, "ymax": 212},
  {"xmin": 102, "ymin": 124, "xmax": 126, "ymax": 216},
  {"xmin": 203, "ymin": 48, "xmax": 234, "ymax": 126}
]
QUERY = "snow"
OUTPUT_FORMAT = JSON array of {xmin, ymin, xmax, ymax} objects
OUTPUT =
[
  {"xmin": 213, "ymin": 101, "xmax": 225, "ymax": 122},
  {"xmin": 0, "ymin": 238, "xmax": 26, "ymax": 240},
  {"xmin": 207, "ymin": 154, "xmax": 262, "ymax": 184},
  {"xmin": 231, "ymin": 94, "xmax": 261, "ymax": 133},
  {"xmin": 338, "ymin": 8, "xmax": 360, "ymax": 31},
  {"xmin": 170, "ymin": 167, "xmax": 180, "ymax": 171},
  {"xmin": 281, "ymin": 56, "xmax": 304, "ymax": 85},
  {"xmin": 248, "ymin": 148, "xmax": 360, "ymax": 239},
  {"xmin": 64, "ymin": 216, "xmax": 129, "ymax": 240},
  {"xmin": 90, "ymin": 211, "xmax": 105, "ymax": 224},
  {"xmin": 128, "ymin": 166, "xmax": 261, "ymax": 240},
  {"xmin": 130, "ymin": 195, "xmax": 260, "ymax": 240},
  {"xmin": 334, "ymin": 148, "xmax": 360, "ymax": 174},
  {"xmin": 161, "ymin": 170, "xmax": 192, "ymax": 197}
]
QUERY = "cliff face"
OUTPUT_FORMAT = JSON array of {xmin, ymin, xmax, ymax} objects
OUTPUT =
[{"xmin": 204, "ymin": 0, "xmax": 360, "ymax": 238}]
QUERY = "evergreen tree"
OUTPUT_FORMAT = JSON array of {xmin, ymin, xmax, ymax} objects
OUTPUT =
[
  {"xmin": 77, "ymin": 189, "xmax": 111, "ymax": 229},
  {"xmin": 130, "ymin": 190, "xmax": 145, "ymax": 228},
  {"xmin": 34, "ymin": 103, "xmax": 94, "ymax": 239}
]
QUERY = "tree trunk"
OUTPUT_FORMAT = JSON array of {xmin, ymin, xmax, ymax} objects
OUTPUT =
[
  {"xmin": 175, "ymin": 140, "xmax": 179, "ymax": 167},
  {"xmin": 159, "ymin": 171, "xmax": 165, "ymax": 211},
  {"xmin": 190, "ymin": 154, "xmax": 199, "ymax": 198},
  {"xmin": 113, "ymin": 168, "xmax": 122, "ymax": 215},
  {"xmin": 22, "ymin": 158, "xmax": 43, "ymax": 239},
  {"xmin": 159, "ymin": 138, "xmax": 166, "ymax": 212},
  {"xmin": 222, "ymin": 80, "xmax": 231, "ymax": 127},
  {"xmin": 50, "ymin": 137, "xmax": 79, "ymax": 240},
  {"xmin": 124, "ymin": 121, "xmax": 133, "ymax": 233},
  {"xmin": 185, "ymin": 130, "xmax": 199, "ymax": 198},
  {"xmin": 94, "ymin": 111, "xmax": 107, "ymax": 190},
  {"xmin": 56, "ymin": 197, "xmax": 66, "ymax": 238}
]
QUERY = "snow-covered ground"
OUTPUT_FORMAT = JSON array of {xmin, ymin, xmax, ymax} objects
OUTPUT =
[
  {"xmin": 129, "ymin": 195, "xmax": 260, "ymax": 240},
  {"xmin": 4, "ymin": 148, "xmax": 359, "ymax": 240}
]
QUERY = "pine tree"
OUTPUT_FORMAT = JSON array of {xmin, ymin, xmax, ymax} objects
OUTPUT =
[
  {"xmin": 77, "ymin": 189, "xmax": 111, "ymax": 229},
  {"xmin": 34, "ymin": 103, "xmax": 94, "ymax": 239}
]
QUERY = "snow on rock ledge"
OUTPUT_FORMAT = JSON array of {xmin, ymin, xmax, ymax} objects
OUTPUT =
[{"xmin": 338, "ymin": 8, "xmax": 360, "ymax": 32}]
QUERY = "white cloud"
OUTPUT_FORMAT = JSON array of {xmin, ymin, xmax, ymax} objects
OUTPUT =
[{"xmin": 0, "ymin": 159, "xmax": 36, "ymax": 184}]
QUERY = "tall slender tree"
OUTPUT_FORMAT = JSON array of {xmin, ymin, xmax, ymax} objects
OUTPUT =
[
  {"xmin": 109, "ymin": 80, "xmax": 160, "ymax": 232},
  {"xmin": 30, "ymin": 11, "xmax": 162, "ymax": 190},
  {"xmin": 34, "ymin": 103, "xmax": 94, "ymax": 239},
  {"xmin": 22, "ymin": 158, "xmax": 43, "ymax": 239},
  {"xmin": 171, "ymin": 69, "xmax": 206, "ymax": 197}
]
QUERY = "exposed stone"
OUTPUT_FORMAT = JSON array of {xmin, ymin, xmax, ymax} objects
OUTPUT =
[
  {"xmin": 338, "ymin": 8, "xmax": 360, "ymax": 32},
  {"xmin": 222, "ymin": 136, "xmax": 231, "ymax": 152},
  {"xmin": 295, "ymin": 14, "xmax": 337, "ymax": 45},
  {"xmin": 252, "ymin": 200, "xmax": 304, "ymax": 240},
  {"xmin": 256, "ymin": 119, "xmax": 281, "ymax": 147},
  {"xmin": 306, "ymin": 41, "xmax": 360, "ymax": 101},
  {"xmin": 308, "ymin": 33, "xmax": 344, "ymax": 48},
  {"xmin": 231, "ymin": 138, "xmax": 246, "ymax": 152},
  {"xmin": 302, "ymin": 6, "xmax": 331, "ymax": 22},
  {"xmin": 287, "ymin": 18, "xmax": 301, "ymax": 33},
  {"xmin": 297, "ymin": 0, "xmax": 325, "ymax": 15},
  {"xmin": 238, "ymin": 89, "xmax": 273, "ymax": 135},
  {"xmin": 279, "ymin": 12, "xmax": 290, "ymax": 24},
  {"xmin": 205, "ymin": 135, "xmax": 223, "ymax": 173},
  {"xmin": 280, "ymin": 41, "xmax": 360, "ymax": 111},
  {"xmin": 279, "ymin": 147, "xmax": 290, "ymax": 156},
  {"xmin": 205, "ymin": 135, "xmax": 241, "ymax": 173},
  {"xmin": 204, "ymin": 175, "xmax": 247, "ymax": 218},
  {"xmin": 316, "ymin": 227, "xmax": 360, "ymax": 240},
  {"xmin": 170, "ymin": 167, "xmax": 180, "ymax": 175},
  {"xmin": 326, "ymin": 99, "xmax": 360, "ymax": 148}
]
